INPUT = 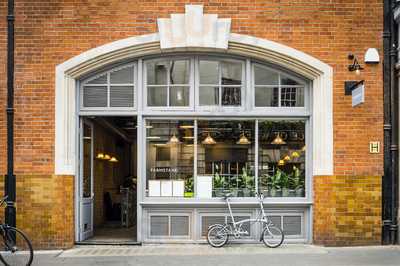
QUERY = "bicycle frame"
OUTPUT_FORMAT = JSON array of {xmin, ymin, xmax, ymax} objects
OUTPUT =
[{"xmin": 224, "ymin": 194, "xmax": 272, "ymax": 238}]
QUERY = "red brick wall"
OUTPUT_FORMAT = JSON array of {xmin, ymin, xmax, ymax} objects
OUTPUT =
[{"xmin": 0, "ymin": 1, "xmax": 383, "ymax": 248}]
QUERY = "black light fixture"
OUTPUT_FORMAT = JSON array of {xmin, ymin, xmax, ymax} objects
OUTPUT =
[{"xmin": 348, "ymin": 53, "xmax": 364, "ymax": 75}]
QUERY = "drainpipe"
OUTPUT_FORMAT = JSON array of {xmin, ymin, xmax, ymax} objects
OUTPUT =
[
  {"xmin": 383, "ymin": 0, "xmax": 399, "ymax": 245},
  {"xmin": 5, "ymin": 0, "xmax": 16, "ymax": 229}
]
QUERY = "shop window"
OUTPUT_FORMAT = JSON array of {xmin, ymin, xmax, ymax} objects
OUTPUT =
[
  {"xmin": 199, "ymin": 59, "xmax": 243, "ymax": 107},
  {"xmin": 197, "ymin": 120, "xmax": 255, "ymax": 197},
  {"xmin": 258, "ymin": 120, "xmax": 306, "ymax": 197},
  {"xmin": 254, "ymin": 64, "xmax": 305, "ymax": 108},
  {"xmin": 146, "ymin": 59, "xmax": 190, "ymax": 107},
  {"xmin": 146, "ymin": 120, "xmax": 194, "ymax": 197},
  {"xmin": 82, "ymin": 65, "xmax": 135, "ymax": 108}
]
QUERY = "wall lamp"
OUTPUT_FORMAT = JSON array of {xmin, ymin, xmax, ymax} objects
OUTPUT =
[{"xmin": 348, "ymin": 54, "xmax": 364, "ymax": 75}]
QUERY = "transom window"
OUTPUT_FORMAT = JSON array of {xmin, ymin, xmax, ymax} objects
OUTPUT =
[
  {"xmin": 198, "ymin": 59, "xmax": 243, "ymax": 106},
  {"xmin": 80, "ymin": 56, "xmax": 308, "ymax": 112},
  {"xmin": 81, "ymin": 64, "xmax": 135, "ymax": 109},
  {"xmin": 146, "ymin": 59, "xmax": 191, "ymax": 107},
  {"xmin": 254, "ymin": 64, "xmax": 305, "ymax": 107}
]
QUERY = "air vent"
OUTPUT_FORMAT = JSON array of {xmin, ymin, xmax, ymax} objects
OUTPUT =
[
  {"xmin": 170, "ymin": 216, "xmax": 189, "ymax": 236},
  {"xmin": 150, "ymin": 216, "xmax": 169, "ymax": 236},
  {"xmin": 110, "ymin": 86, "xmax": 134, "ymax": 107},
  {"xmin": 83, "ymin": 86, "xmax": 107, "ymax": 107},
  {"xmin": 201, "ymin": 216, "xmax": 225, "ymax": 237},
  {"xmin": 149, "ymin": 215, "xmax": 190, "ymax": 237},
  {"xmin": 283, "ymin": 216, "xmax": 302, "ymax": 236}
]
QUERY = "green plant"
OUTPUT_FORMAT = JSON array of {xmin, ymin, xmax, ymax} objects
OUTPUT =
[
  {"xmin": 241, "ymin": 167, "xmax": 254, "ymax": 189},
  {"xmin": 268, "ymin": 170, "xmax": 281, "ymax": 190},
  {"xmin": 213, "ymin": 165, "xmax": 225, "ymax": 189},
  {"xmin": 279, "ymin": 170, "xmax": 290, "ymax": 190},
  {"xmin": 185, "ymin": 176, "xmax": 194, "ymax": 192},
  {"xmin": 290, "ymin": 166, "xmax": 304, "ymax": 190}
]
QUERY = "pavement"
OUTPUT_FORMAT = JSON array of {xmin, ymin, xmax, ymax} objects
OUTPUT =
[{"xmin": 30, "ymin": 244, "xmax": 400, "ymax": 266}]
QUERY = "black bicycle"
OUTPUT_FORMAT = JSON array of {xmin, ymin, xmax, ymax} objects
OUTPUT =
[{"xmin": 0, "ymin": 196, "xmax": 33, "ymax": 266}]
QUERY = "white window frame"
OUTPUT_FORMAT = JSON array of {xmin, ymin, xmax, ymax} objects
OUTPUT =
[
  {"xmin": 251, "ymin": 62, "xmax": 309, "ymax": 113},
  {"xmin": 80, "ymin": 63, "xmax": 137, "ymax": 112},
  {"xmin": 143, "ymin": 56, "xmax": 195, "ymax": 112},
  {"xmin": 195, "ymin": 56, "xmax": 246, "ymax": 112}
]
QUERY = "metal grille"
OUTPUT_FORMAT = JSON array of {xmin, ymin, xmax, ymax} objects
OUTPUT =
[
  {"xmin": 110, "ymin": 86, "xmax": 134, "ymax": 107},
  {"xmin": 283, "ymin": 216, "xmax": 302, "ymax": 235},
  {"xmin": 150, "ymin": 216, "xmax": 169, "ymax": 236},
  {"xmin": 201, "ymin": 216, "xmax": 225, "ymax": 236},
  {"xmin": 170, "ymin": 216, "xmax": 189, "ymax": 236},
  {"xmin": 83, "ymin": 86, "xmax": 107, "ymax": 107}
]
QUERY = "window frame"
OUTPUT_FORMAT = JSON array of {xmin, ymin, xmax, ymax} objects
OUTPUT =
[
  {"xmin": 143, "ymin": 117, "xmax": 310, "ymax": 201},
  {"xmin": 251, "ymin": 63, "xmax": 309, "ymax": 112},
  {"xmin": 143, "ymin": 56, "xmax": 195, "ymax": 111},
  {"xmin": 80, "ymin": 63, "xmax": 137, "ymax": 112},
  {"xmin": 195, "ymin": 56, "xmax": 246, "ymax": 111}
]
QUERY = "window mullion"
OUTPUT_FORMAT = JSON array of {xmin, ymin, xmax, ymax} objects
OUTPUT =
[
  {"xmin": 218, "ymin": 62, "xmax": 222, "ymax": 106},
  {"xmin": 167, "ymin": 62, "xmax": 170, "ymax": 107},
  {"xmin": 255, "ymin": 119, "xmax": 259, "ymax": 194},
  {"xmin": 278, "ymin": 73, "xmax": 281, "ymax": 107},
  {"xmin": 107, "ymin": 72, "xmax": 110, "ymax": 107}
]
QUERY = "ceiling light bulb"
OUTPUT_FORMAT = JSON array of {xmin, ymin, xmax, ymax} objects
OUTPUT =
[
  {"xmin": 355, "ymin": 68, "xmax": 361, "ymax": 75},
  {"xmin": 96, "ymin": 153, "xmax": 104, "ymax": 159}
]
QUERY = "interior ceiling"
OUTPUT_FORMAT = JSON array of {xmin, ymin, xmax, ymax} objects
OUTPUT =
[{"xmin": 95, "ymin": 116, "xmax": 137, "ymax": 140}]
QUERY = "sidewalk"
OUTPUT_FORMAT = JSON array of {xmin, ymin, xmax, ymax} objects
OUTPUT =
[{"xmin": 32, "ymin": 244, "xmax": 400, "ymax": 266}]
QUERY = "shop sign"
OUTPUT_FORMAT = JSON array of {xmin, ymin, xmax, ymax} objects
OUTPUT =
[{"xmin": 352, "ymin": 82, "xmax": 365, "ymax": 107}]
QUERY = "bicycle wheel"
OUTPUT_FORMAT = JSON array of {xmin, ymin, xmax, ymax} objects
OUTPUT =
[
  {"xmin": 0, "ymin": 226, "xmax": 33, "ymax": 266},
  {"xmin": 207, "ymin": 224, "xmax": 229, "ymax": 248},
  {"xmin": 262, "ymin": 225, "xmax": 284, "ymax": 248}
]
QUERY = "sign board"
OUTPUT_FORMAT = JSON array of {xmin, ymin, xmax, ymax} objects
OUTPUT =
[
  {"xmin": 196, "ymin": 175, "xmax": 213, "ymax": 199},
  {"xmin": 352, "ymin": 83, "xmax": 365, "ymax": 107}
]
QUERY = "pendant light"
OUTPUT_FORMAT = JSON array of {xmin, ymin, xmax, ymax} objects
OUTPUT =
[
  {"xmin": 109, "ymin": 156, "xmax": 118, "ymax": 163},
  {"xmin": 291, "ymin": 151, "xmax": 300, "ymax": 158},
  {"xmin": 283, "ymin": 155, "xmax": 291, "ymax": 161},
  {"xmin": 202, "ymin": 133, "xmax": 216, "ymax": 145},
  {"xmin": 167, "ymin": 134, "xmax": 181, "ymax": 145},
  {"xmin": 278, "ymin": 159, "xmax": 285, "ymax": 166},
  {"xmin": 271, "ymin": 133, "xmax": 286, "ymax": 145},
  {"xmin": 96, "ymin": 153, "xmax": 105, "ymax": 160},
  {"xmin": 104, "ymin": 154, "xmax": 111, "ymax": 160},
  {"xmin": 236, "ymin": 133, "xmax": 251, "ymax": 145}
]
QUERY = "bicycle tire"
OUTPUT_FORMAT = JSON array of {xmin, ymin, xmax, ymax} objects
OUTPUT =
[
  {"xmin": 261, "ymin": 225, "xmax": 284, "ymax": 248},
  {"xmin": 0, "ymin": 226, "xmax": 33, "ymax": 266},
  {"xmin": 207, "ymin": 224, "xmax": 229, "ymax": 248}
]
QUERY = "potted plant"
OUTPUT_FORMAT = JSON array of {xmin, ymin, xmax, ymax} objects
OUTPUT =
[
  {"xmin": 291, "ymin": 167, "xmax": 305, "ymax": 197},
  {"xmin": 280, "ymin": 170, "xmax": 290, "ymax": 197},
  {"xmin": 213, "ymin": 165, "xmax": 225, "ymax": 197},
  {"xmin": 241, "ymin": 167, "xmax": 254, "ymax": 197},
  {"xmin": 268, "ymin": 170, "xmax": 282, "ymax": 197},
  {"xmin": 184, "ymin": 176, "xmax": 194, "ymax": 198},
  {"xmin": 229, "ymin": 175, "xmax": 239, "ymax": 197}
]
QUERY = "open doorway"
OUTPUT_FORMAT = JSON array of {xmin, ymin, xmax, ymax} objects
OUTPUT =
[{"xmin": 79, "ymin": 116, "xmax": 137, "ymax": 244}]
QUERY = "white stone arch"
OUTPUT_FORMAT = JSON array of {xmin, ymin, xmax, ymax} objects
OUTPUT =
[{"xmin": 55, "ymin": 32, "xmax": 333, "ymax": 177}]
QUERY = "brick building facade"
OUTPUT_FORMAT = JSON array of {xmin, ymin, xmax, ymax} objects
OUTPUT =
[{"xmin": 0, "ymin": 1, "xmax": 383, "ymax": 249}]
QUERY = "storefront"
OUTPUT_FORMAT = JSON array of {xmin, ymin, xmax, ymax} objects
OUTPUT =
[
  {"xmin": 64, "ymin": 5, "xmax": 334, "ymax": 244},
  {"xmin": 0, "ymin": 2, "xmax": 383, "ymax": 248}
]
